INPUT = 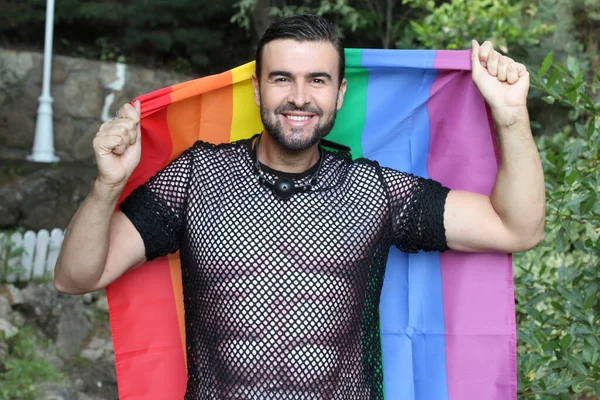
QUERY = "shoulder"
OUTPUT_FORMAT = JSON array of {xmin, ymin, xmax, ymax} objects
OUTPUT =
[
  {"xmin": 188, "ymin": 138, "xmax": 250, "ymax": 155},
  {"xmin": 184, "ymin": 138, "xmax": 252, "ymax": 165}
]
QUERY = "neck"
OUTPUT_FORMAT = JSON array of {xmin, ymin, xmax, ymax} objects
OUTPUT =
[{"xmin": 255, "ymin": 132, "xmax": 320, "ymax": 173}]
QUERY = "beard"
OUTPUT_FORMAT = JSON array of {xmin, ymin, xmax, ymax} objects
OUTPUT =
[{"xmin": 259, "ymin": 101, "xmax": 338, "ymax": 151}]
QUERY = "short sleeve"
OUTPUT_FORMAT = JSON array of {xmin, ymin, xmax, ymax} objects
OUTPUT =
[
  {"xmin": 120, "ymin": 150, "xmax": 192, "ymax": 260},
  {"xmin": 381, "ymin": 167, "xmax": 450, "ymax": 253}
]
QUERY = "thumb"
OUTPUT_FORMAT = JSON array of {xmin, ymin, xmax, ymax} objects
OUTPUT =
[
  {"xmin": 471, "ymin": 40, "xmax": 483, "ymax": 78},
  {"xmin": 134, "ymin": 100, "xmax": 142, "ymax": 144}
]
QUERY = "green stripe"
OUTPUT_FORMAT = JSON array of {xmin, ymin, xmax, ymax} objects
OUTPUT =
[{"xmin": 328, "ymin": 49, "xmax": 367, "ymax": 159}]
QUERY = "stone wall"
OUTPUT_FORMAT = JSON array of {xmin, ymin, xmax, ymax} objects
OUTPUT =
[
  {"xmin": 0, "ymin": 48, "xmax": 195, "ymax": 163},
  {"xmin": 0, "ymin": 49, "xmax": 195, "ymax": 231}
]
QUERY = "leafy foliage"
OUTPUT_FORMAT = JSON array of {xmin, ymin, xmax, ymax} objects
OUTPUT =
[
  {"xmin": 0, "ymin": 328, "xmax": 64, "ymax": 400},
  {"xmin": 403, "ymin": 0, "xmax": 553, "ymax": 54},
  {"xmin": 0, "ymin": 0, "xmax": 250, "ymax": 74},
  {"xmin": 0, "ymin": 230, "xmax": 26, "ymax": 283},
  {"xmin": 231, "ymin": 0, "xmax": 366, "ymax": 39},
  {"xmin": 515, "ymin": 53, "xmax": 600, "ymax": 399}
]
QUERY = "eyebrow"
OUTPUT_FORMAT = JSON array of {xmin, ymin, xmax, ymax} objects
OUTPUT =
[{"xmin": 268, "ymin": 70, "xmax": 333, "ymax": 81}]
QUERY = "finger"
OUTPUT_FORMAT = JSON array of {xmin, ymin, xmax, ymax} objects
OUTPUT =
[
  {"xmin": 497, "ymin": 56, "xmax": 511, "ymax": 82},
  {"xmin": 478, "ymin": 41, "xmax": 494, "ymax": 68},
  {"xmin": 134, "ymin": 100, "xmax": 142, "ymax": 144},
  {"xmin": 486, "ymin": 51, "xmax": 500, "ymax": 77},
  {"xmin": 516, "ymin": 62, "xmax": 528, "ymax": 77},
  {"xmin": 94, "ymin": 134, "xmax": 128, "ymax": 156},
  {"xmin": 110, "ymin": 120, "xmax": 137, "ymax": 145},
  {"xmin": 471, "ymin": 40, "xmax": 481, "ymax": 71},
  {"xmin": 98, "ymin": 120, "xmax": 136, "ymax": 145},
  {"xmin": 117, "ymin": 103, "xmax": 140, "ymax": 124},
  {"xmin": 506, "ymin": 63, "xmax": 520, "ymax": 84},
  {"xmin": 507, "ymin": 63, "xmax": 529, "ymax": 84}
]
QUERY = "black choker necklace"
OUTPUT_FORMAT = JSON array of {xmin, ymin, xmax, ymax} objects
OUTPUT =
[{"xmin": 253, "ymin": 135, "xmax": 324, "ymax": 200}]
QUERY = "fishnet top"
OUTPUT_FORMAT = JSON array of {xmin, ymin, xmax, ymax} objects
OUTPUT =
[{"xmin": 120, "ymin": 136, "xmax": 450, "ymax": 400}]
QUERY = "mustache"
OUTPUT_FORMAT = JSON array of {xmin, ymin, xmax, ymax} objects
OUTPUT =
[{"xmin": 275, "ymin": 104, "xmax": 322, "ymax": 116}]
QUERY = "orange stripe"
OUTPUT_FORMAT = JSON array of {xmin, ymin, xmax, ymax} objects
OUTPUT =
[
  {"xmin": 199, "ymin": 80, "xmax": 233, "ymax": 144},
  {"xmin": 167, "ymin": 95, "xmax": 203, "ymax": 161},
  {"xmin": 168, "ymin": 253, "xmax": 187, "ymax": 369},
  {"xmin": 164, "ymin": 70, "xmax": 236, "ymax": 370}
]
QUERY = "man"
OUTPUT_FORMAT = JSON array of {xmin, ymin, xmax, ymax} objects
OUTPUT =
[{"xmin": 55, "ymin": 14, "xmax": 545, "ymax": 399}]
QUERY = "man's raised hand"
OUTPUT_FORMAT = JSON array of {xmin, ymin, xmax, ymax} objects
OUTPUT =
[
  {"xmin": 471, "ymin": 40, "xmax": 530, "ymax": 126},
  {"xmin": 93, "ymin": 100, "xmax": 142, "ymax": 189}
]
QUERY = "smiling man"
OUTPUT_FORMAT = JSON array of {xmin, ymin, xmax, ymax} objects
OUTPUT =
[{"xmin": 54, "ymin": 14, "xmax": 545, "ymax": 400}]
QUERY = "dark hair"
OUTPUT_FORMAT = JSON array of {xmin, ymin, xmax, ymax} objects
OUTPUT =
[{"xmin": 255, "ymin": 14, "xmax": 345, "ymax": 86}]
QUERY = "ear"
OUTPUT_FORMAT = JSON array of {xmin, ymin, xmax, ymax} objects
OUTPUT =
[
  {"xmin": 336, "ymin": 78, "xmax": 348, "ymax": 110},
  {"xmin": 252, "ymin": 73, "xmax": 260, "ymax": 107}
]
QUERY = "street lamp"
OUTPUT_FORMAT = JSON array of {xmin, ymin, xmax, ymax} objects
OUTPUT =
[{"xmin": 29, "ymin": 0, "xmax": 59, "ymax": 163}]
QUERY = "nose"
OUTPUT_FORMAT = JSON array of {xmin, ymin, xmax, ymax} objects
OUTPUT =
[{"xmin": 287, "ymin": 81, "xmax": 309, "ymax": 108}]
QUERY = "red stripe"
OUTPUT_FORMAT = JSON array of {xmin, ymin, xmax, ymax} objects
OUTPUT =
[
  {"xmin": 109, "ymin": 90, "xmax": 186, "ymax": 398},
  {"xmin": 118, "ymin": 101, "xmax": 173, "ymax": 203},
  {"xmin": 106, "ymin": 258, "xmax": 187, "ymax": 399}
]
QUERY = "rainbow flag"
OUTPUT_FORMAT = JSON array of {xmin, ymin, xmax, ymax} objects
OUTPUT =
[{"xmin": 106, "ymin": 49, "xmax": 516, "ymax": 400}]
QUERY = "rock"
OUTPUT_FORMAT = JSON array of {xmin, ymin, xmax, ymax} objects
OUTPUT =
[
  {"xmin": 51, "ymin": 58, "xmax": 69, "ymax": 84},
  {"xmin": 0, "ymin": 293, "xmax": 11, "ymax": 318},
  {"xmin": 82, "ymin": 293, "xmax": 94, "ymax": 304},
  {"xmin": 81, "ymin": 337, "xmax": 108, "ymax": 362},
  {"xmin": 0, "ymin": 317, "xmax": 18, "ymax": 339},
  {"xmin": 77, "ymin": 392, "xmax": 94, "ymax": 400},
  {"xmin": 95, "ymin": 296, "xmax": 109, "ymax": 313},
  {"xmin": 0, "ymin": 336, "xmax": 8, "ymax": 363},
  {"xmin": 38, "ymin": 344, "xmax": 65, "ymax": 370},
  {"xmin": 66, "ymin": 359, "xmax": 117, "ymax": 400},
  {"xmin": 0, "ymin": 163, "xmax": 96, "ymax": 231},
  {"xmin": 53, "ymin": 118, "xmax": 77, "ymax": 160},
  {"xmin": 0, "ymin": 49, "xmax": 35, "ymax": 83},
  {"xmin": 18, "ymin": 283, "xmax": 92, "ymax": 360},
  {"xmin": 35, "ymin": 382, "xmax": 80, "ymax": 400},
  {"xmin": 10, "ymin": 81, "xmax": 41, "ymax": 116},
  {"xmin": 0, "ymin": 110, "xmax": 35, "ymax": 148},
  {"xmin": 60, "ymin": 75, "xmax": 104, "ymax": 119},
  {"xmin": 3, "ymin": 284, "xmax": 24, "ymax": 305},
  {"xmin": 80, "ymin": 347, "xmax": 104, "ymax": 362},
  {"xmin": 10, "ymin": 310, "xmax": 26, "ymax": 327},
  {"xmin": 73, "ymin": 125, "xmax": 98, "ymax": 162},
  {"xmin": 0, "ymin": 182, "xmax": 22, "ymax": 227},
  {"xmin": 0, "ymin": 281, "xmax": 116, "ymax": 399}
]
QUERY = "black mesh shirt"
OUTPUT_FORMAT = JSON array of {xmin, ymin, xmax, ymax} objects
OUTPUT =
[{"xmin": 120, "ymin": 137, "xmax": 450, "ymax": 400}]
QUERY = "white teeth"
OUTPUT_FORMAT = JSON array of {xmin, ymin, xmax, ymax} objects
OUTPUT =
[{"xmin": 286, "ymin": 115, "xmax": 311, "ymax": 121}]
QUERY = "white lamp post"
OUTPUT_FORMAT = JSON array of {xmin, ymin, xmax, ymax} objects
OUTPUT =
[{"xmin": 29, "ymin": 0, "xmax": 59, "ymax": 163}]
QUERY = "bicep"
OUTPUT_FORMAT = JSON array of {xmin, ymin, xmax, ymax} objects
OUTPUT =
[
  {"xmin": 444, "ymin": 190, "xmax": 524, "ymax": 253},
  {"xmin": 91, "ymin": 211, "xmax": 146, "ymax": 291}
]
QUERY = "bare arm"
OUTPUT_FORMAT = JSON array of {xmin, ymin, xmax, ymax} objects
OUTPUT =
[
  {"xmin": 54, "ymin": 101, "xmax": 145, "ymax": 294},
  {"xmin": 444, "ymin": 41, "xmax": 546, "ymax": 253}
]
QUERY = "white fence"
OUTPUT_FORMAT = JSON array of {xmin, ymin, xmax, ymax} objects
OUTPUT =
[{"xmin": 0, "ymin": 229, "xmax": 64, "ymax": 283}]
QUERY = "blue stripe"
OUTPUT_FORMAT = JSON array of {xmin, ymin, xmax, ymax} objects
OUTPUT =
[{"xmin": 360, "ymin": 49, "xmax": 449, "ymax": 400}]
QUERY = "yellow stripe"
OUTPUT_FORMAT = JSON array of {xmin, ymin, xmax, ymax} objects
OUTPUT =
[{"xmin": 230, "ymin": 61, "xmax": 263, "ymax": 142}]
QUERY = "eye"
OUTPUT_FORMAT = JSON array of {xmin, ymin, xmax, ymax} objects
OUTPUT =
[
  {"xmin": 311, "ymin": 78, "xmax": 325, "ymax": 84},
  {"xmin": 275, "ymin": 77, "xmax": 289, "ymax": 83}
]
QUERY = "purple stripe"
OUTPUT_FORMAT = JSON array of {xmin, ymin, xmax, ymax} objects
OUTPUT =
[{"xmin": 427, "ymin": 52, "xmax": 517, "ymax": 400}]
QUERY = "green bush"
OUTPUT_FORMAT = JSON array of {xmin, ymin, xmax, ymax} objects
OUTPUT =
[
  {"xmin": 0, "ymin": 328, "xmax": 64, "ymax": 400},
  {"xmin": 402, "ymin": 0, "xmax": 553, "ymax": 55},
  {"xmin": 515, "ymin": 53, "xmax": 600, "ymax": 399}
]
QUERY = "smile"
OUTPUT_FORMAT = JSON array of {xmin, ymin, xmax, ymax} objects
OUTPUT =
[{"xmin": 285, "ymin": 115, "xmax": 312, "ymax": 121}]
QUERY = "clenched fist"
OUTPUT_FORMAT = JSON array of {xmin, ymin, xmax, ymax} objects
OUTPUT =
[
  {"xmin": 93, "ymin": 100, "xmax": 141, "ymax": 189},
  {"xmin": 471, "ymin": 40, "xmax": 529, "ymax": 127}
]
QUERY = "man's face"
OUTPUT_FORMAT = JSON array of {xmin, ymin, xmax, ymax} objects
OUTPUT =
[{"xmin": 252, "ymin": 39, "xmax": 347, "ymax": 151}]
